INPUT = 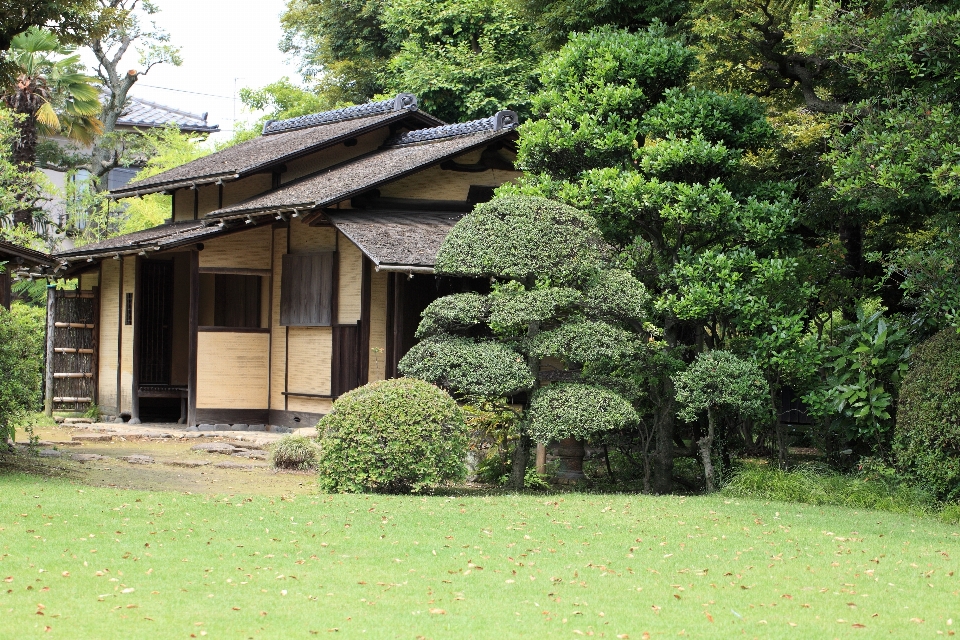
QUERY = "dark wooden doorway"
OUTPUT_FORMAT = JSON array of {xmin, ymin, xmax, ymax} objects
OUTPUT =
[
  {"xmin": 331, "ymin": 323, "xmax": 361, "ymax": 397},
  {"xmin": 138, "ymin": 260, "xmax": 174, "ymax": 385}
]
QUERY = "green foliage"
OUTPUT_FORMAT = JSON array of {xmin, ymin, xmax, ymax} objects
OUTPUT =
[
  {"xmin": 674, "ymin": 350, "xmax": 769, "ymax": 424},
  {"xmin": 381, "ymin": 0, "xmax": 537, "ymax": 122},
  {"xmin": 641, "ymin": 88, "xmax": 774, "ymax": 151},
  {"xmin": 582, "ymin": 269, "xmax": 649, "ymax": 321},
  {"xmin": 894, "ymin": 329, "xmax": 960, "ymax": 501},
  {"xmin": 529, "ymin": 320, "xmax": 636, "ymax": 364},
  {"xmin": 435, "ymin": 195, "xmax": 606, "ymax": 286},
  {"xmin": 0, "ymin": 107, "xmax": 44, "ymax": 223},
  {"xmin": 527, "ymin": 382, "xmax": 638, "ymax": 444},
  {"xmin": 280, "ymin": 0, "xmax": 538, "ymax": 122},
  {"xmin": 721, "ymin": 461, "xmax": 939, "ymax": 517},
  {"xmin": 399, "ymin": 336, "xmax": 535, "ymax": 400},
  {"xmin": 515, "ymin": 0, "xmax": 687, "ymax": 51},
  {"xmin": 804, "ymin": 309, "xmax": 912, "ymax": 449},
  {"xmin": 881, "ymin": 231, "xmax": 960, "ymax": 330},
  {"xmin": 0, "ymin": 301, "xmax": 46, "ymax": 442},
  {"xmin": 270, "ymin": 435, "xmax": 320, "ymax": 471},
  {"xmin": 488, "ymin": 285, "xmax": 582, "ymax": 333},
  {"xmin": 315, "ymin": 378, "xmax": 467, "ymax": 493},
  {"xmin": 519, "ymin": 26, "xmax": 695, "ymax": 180},
  {"xmin": 415, "ymin": 293, "xmax": 489, "ymax": 339}
]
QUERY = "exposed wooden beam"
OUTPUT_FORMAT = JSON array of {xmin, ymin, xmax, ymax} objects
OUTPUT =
[{"xmin": 187, "ymin": 249, "xmax": 199, "ymax": 427}]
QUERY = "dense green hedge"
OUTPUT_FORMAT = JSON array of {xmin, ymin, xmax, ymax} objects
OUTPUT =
[
  {"xmin": 894, "ymin": 329, "xmax": 960, "ymax": 500},
  {"xmin": 0, "ymin": 301, "xmax": 46, "ymax": 442},
  {"xmin": 315, "ymin": 378, "xmax": 467, "ymax": 493}
]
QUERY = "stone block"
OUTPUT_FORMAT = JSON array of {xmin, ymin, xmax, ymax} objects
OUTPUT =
[
  {"xmin": 214, "ymin": 424, "xmax": 231, "ymax": 431},
  {"xmin": 248, "ymin": 424, "xmax": 266, "ymax": 431},
  {"xmin": 197, "ymin": 424, "xmax": 215, "ymax": 432},
  {"xmin": 231, "ymin": 424, "xmax": 248, "ymax": 431}
]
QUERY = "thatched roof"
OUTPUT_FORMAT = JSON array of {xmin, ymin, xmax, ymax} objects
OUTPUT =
[
  {"xmin": 110, "ymin": 94, "xmax": 440, "ymax": 198},
  {"xmin": 55, "ymin": 220, "xmax": 230, "ymax": 261},
  {"xmin": 329, "ymin": 211, "xmax": 464, "ymax": 269},
  {"xmin": 208, "ymin": 111, "xmax": 519, "ymax": 221}
]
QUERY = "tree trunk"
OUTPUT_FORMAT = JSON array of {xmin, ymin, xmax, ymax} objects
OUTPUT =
[
  {"xmin": 509, "ymin": 433, "xmax": 531, "ymax": 489},
  {"xmin": 651, "ymin": 319, "xmax": 678, "ymax": 493},
  {"xmin": 698, "ymin": 406, "xmax": 717, "ymax": 493}
]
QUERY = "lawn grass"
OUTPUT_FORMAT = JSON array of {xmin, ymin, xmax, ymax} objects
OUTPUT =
[{"xmin": 1, "ymin": 472, "xmax": 959, "ymax": 639}]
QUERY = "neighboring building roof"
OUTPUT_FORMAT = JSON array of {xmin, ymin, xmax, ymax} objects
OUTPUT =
[
  {"xmin": 55, "ymin": 220, "xmax": 230, "ymax": 261},
  {"xmin": 117, "ymin": 96, "xmax": 219, "ymax": 133},
  {"xmin": 111, "ymin": 94, "xmax": 441, "ymax": 198},
  {"xmin": 328, "ymin": 211, "xmax": 463, "ymax": 269},
  {"xmin": 0, "ymin": 240, "xmax": 52, "ymax": 266},
  {"xmin": 208, "ymin": 111, "xmax": 519, "ymax": 221}
]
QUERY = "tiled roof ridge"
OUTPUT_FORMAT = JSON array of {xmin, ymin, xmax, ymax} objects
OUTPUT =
[
  {"xmin": 262, "ymin": 93, "xmax": 419, "ymax": 136},
  {"xmin": 123, "ymin": 96, "xmax": 210, "ymax": 123},
  {"xmin": 386, "ymin": 110, "xmax": 519, "ymax": 147}
]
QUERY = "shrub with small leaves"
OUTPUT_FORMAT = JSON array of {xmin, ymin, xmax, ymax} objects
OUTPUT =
[
  {"xmin": 527, "ymin": 382, "xmax": 638, "ymax": 444},
  {"xmin": 315, "ymin": 378, "xmax": 467, "ymax": 493},
  {"xmin": 399, "ymin": 335, "xmax": 535, "ymax": 400},
  {"xmin": 270, "ymin": 435, "xmax": 319, "ymax": 471},
  {"xmin": 894, "ymin": 329, "xmax": 960, "ymax": 501},
  {"xmin": 415, "ymin": 293, "xmax": 490, "ymax": 339}
]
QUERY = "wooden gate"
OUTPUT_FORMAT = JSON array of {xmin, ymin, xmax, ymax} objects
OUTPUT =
[
  {"xmin": 331, "ymin": 322, "xmax": 361, "ymax": 397},
  {"xmin": 50, "ymin": 289, "xmax": 99, "ymax": 411}
]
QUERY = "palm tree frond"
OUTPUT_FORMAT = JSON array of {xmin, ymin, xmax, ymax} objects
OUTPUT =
[{"xmin": 36, "ymin": 102, "xmax": 60, "ymax": 129}]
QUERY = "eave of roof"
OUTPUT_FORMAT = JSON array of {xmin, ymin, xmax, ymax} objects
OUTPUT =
[
  {"xmin": 205, "ymin": 113, "xmax": 519, "ymax": 222},
  {"xmin": 54, "ymin": 220, "xmax": 234, "ymax": 262},
  {"xmin": 0, "ymin": 240, "xmax": 53, "ymax": 266},
  {"xmin": 328, "ymin": 210, "xmax": 464, "ymax": 271},
  {"xmin": 110, "ymin": 95, "xmax": 442, "ymax": 198}
]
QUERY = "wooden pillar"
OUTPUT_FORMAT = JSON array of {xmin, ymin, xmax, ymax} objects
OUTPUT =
[
  {"xmin": 0, "ymin": 266, "xmax": 10, "ymax": 310},
  {"xmin": 536, "ymin": 444, "xmax": 547, "ymax": 474},
  {"xmin": 129, "ymin": 257, "xmax": 142, "ymax": 424},
  {"xmin": 43, "ymin": 285, "xmax": 56, "ymax": 416},
  {"xmin": 115, "ymin": 257, "xmax": 124, "ymax": 422},
  {"xmin": 187, "ymin": 249, "xmax": 199, "ymax": 427},
  {"xmin": 359, "ymin": 256, "xmax": 371, "ymax": 386}
]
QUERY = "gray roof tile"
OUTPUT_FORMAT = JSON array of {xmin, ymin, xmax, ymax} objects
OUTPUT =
[
  {"xmin": 55, "ymin": 220, "xmax": 227, "ymax": 260},
  {"xmin": 117, "ymin": 96, "xmax": 219, "ymax": 133}
]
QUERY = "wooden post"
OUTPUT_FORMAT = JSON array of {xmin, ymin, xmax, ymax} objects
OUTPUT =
[
  {"xmin": 115, "ymin": 257, "xmax": 124, "ymax": 422},
  {"xmin": 43, "ymin": 284, "xmax": 56, "ymax": 417},
  {"xmin": 536, "ymin": 443, "xmax": 547, "ymax": 475},
  {"xmin": 187, "ymin": 249, "xmax": 199, "ymax": 427},
  {"xmin": 129, "ymin": 257, "xmax": 142, "ymax": 424},
  {"xmin": 359, "ymin": 256, "xmax": 371, "ymax": 386},
  {"xmin": 0, "ymin": 266, "xmax": 10, "ymax": 310}
]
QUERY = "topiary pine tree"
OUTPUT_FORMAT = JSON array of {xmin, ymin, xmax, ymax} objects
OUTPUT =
[
  {"xmin": 399, "ymin": 195, "xmax": 648, "ymax": 488},
  {"xmin": 506, "ymin": 25, "xmax": 800, "ymax": 492}
]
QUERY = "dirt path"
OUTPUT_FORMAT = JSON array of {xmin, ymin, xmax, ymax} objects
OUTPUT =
[{"xmin": 2, "ymin": 424, "xmax": 317, "ymax": 495}]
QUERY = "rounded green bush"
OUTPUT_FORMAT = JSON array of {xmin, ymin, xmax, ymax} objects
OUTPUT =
[
  {"xmin": 316, "ymin": 378, "xmax": 467, "ymax": 493},
  {"xmin": 527, "ymin": 382, "xmax": 637, "ymax": 444},
  {"xmin": 269, "ymin": 435, "xmax": 319, "ymax": 471},
  {"xmin": 894, "ymin": 329, "xmax": 960, "ymax": 500}
]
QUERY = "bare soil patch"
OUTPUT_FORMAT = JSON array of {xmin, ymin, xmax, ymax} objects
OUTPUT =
[{"xmin": 2, "ymin": 424, "xmax": 316, "ymax": 495}]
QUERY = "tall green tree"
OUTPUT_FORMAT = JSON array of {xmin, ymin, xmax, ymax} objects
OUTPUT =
[{"xmin": 512, "ymin": 26, "xmax": 800, "ymax": 490}]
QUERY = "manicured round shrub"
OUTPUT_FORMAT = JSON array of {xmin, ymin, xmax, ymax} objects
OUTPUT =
[
  {"xmin": 527, "ymin": 382, "xmax": 637, "ymax": 444},
  {"xmin": 269, "ymin": 435, "xmax": 319, "ymax": 471},
  {"xmin": 315, "ymin": 378, "xmax": 467, "ymax": 493},
  {"xmin": 894, "ymin": 329, "xmax": 960, "ymax": 500}
]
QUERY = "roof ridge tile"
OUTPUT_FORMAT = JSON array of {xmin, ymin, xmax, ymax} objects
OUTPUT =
[
  {"xmin": 385, "ymin": 110, "xmax": 518, "ymax": 147},
  {"xmin": 262, "ymin": 93, "xmax": 418, "ymax": 135}
]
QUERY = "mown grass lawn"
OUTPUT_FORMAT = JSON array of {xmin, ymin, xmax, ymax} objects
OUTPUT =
[{"xmin": 1, "ymin": 472, "xmax": 958, "ymax": 639}]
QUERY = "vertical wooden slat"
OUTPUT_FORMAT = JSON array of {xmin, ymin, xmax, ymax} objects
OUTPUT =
[
  {"xmin": 187, "ymin": 250, "xmax": 199, "ymax": 427},
  {"xmin": 43, "ymin": 285, "xmax": 55, "ymax": 416},
  {"xmin": 385, "ymin": 273, "xmax": 396, "ymax": 379},
  {"xmin": 91, "ymin": 284, "xmax": 100, "ymax": 410}
]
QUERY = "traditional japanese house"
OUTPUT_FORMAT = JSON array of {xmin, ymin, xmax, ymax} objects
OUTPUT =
[{"xmin": 50, "ymin": 94, "xmax": 521, "ymax": 428}]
